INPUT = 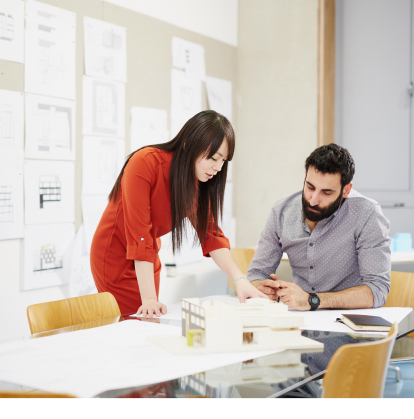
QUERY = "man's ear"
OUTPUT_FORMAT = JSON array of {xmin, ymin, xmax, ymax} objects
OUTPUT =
[{"xmin": 342, "ymin": 182, "xmax": 353, "ymax": 198}]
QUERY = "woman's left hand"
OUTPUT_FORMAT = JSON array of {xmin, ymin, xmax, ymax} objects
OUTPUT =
[{"xmin": 235, "ymin": 278, "xmax": 269, "ymax": 303}]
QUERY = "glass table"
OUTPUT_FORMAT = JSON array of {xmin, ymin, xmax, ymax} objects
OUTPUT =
[{"xmin": 1, "ymin": 312, "xmax": 413, "ymax": 398}]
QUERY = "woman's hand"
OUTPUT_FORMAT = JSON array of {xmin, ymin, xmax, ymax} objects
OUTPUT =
[
  {"xmin": 235, "ymin": 278, "xmax": 269, "ymax": 303},
  {"xmin": 137, "ymin": 298, "xmax": 167, "ymax": 317}
]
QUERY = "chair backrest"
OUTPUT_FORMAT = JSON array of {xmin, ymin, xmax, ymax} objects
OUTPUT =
[
  {"xmin": 322, "ymin": 323, "xmax": 398, "ymax": 398},
  {"xmin": 27, "ymin": 292, "xmax": 121, "ymax": 334},
  {"xmin": 384, "ymin": 271, "xmax": 414, "ymax": 337},
  {"xmin": 227, "ymin": 248, "xmax": 256, "ymax": 290},
  {"xmin": 0, "ymin": 391, "xmax": 75, "ymax": 398}
]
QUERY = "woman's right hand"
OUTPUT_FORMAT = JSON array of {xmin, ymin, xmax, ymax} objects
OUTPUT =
[{"xmin": 137, "ymin": 298, "xmax": 167, "ymax": 317}]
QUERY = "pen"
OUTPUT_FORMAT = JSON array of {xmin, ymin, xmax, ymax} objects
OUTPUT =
[{"xmin": 257, "ymin": 270, "xmax": 281, "ymax": 302}]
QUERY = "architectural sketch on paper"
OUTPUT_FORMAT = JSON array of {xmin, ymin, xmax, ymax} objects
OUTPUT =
[
  {"xmin": 94, "ymin": 80, "xmax": 118, "ymax": 133},
  {"xmin": 39, "ymin": 175, "xmax": 61, "ymax": 209},
  {"xmin": 98, "ymin": 140, "xmax": 119, "ymax": 184},
  {"xmin": 0, "ymin": 104, "xmax": 14, "ymax": 145},
  {"xmin": 33, "ymin": 243, "xmax": 63, "ymax": 273},
  {"xmin": 36, "ymin": 103, "xmax": 72, "ymax": 152},
  {"xmin": 0, "ymin": 11, "xmax": 14, "ymax": 41},
  {"xmin": 0, "ymin": 184, "xmax": 13, "ymax": 223},
  {"xmin": 148, "ymin": 298, "xmax": 324, "ymax": 354},
  {"xmin": 37, "ymin": 12, "xmax": 64, "ymax": 86},
  {"xmin": 180, "ymin": 86, "xmax": 196, "ymax": 111}
]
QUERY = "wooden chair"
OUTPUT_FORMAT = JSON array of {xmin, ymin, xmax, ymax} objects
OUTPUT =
[
  {"xmin": 384, "ymin": 271, "xmax": 414, "ymax": 337},
  {"xmin": 227, "ymin": 248, "xmax": 256, "ymax": 290},
  {"xmin": 27, "ymin": 292, "xmax": 121, "ymax": 334},
  {"xmin": 321, "ymin": 323, "xmax": 398, "ymax": 398}
]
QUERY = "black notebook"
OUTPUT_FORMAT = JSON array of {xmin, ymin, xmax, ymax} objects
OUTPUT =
[{"xmin": 339, "ymin": 314, "xmax": 392, "ymax": 332}]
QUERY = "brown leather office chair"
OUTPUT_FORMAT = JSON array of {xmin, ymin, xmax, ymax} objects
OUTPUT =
[
  {"xmin": 322, "ymin": 323, "xmax": 398, "ymax": 397},
  {"xmin": 27, "ymin": 292, "xmax": 121, "ymax": 334}
]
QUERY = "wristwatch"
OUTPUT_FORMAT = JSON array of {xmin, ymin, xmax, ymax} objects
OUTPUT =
[{"xmin": 308, "ymin": 293, "xmax": 320, "ymax": 311}]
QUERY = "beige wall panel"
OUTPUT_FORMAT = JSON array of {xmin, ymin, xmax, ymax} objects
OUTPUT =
[
  {"xmin": 0, "ymin": 61, "xmax": 24, "ymax": 92},
  {"xmin": 236, "ymin": 0, "xmax": 318, "ymax": 247}
]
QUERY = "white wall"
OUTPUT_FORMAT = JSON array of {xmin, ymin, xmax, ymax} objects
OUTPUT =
[
  {"xmin": 235, "ymin": 0, "xmax": 319, "ymax": 247},
  {"xmin": 104, "ymin": 0, "xmax": 239, "ymax": 46}
]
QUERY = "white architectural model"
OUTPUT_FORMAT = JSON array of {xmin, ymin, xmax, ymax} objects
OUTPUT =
[{"xmin": 148, "ymin": 298, "xmax": 324, "ymax": 354}]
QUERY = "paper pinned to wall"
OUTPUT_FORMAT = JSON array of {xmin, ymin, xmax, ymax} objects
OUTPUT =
[
  {"xmin": 172, "ymin": 37, "xmax": 206, "ymax": 81},
  {"xmin": 84, "ymin": 17, "xmax": 127, "ymax": 83},
  {"xmin": 68, "ymin": 224, "xmax": 98, "ymax": 298},
  {"xmin": 24, "ymin": 0, "xmax": 76, "ymax": 99},
  {"xmin": 0, "ymin": 0, "xmax": 25, "ymax": 63},
  {"xmin": 25, "ymin": 94, "xmax": 76, "ymax": 161},
  {"xmin": 81, "ymin": 195, "xmax": 108, "ymax": 252},
  {"xmin": 82, "ymin": 136, "xmax": 125, "ymax": 196},
  {"xmin": 170, "ymin": 68, "xmax": 202, "ymax": 137},
  {"xmin": 24, "ymin": 160, "xmax": 75, "ymax": 225},
  {"xmin": 0, "ymin": 90, "xmax": 24, "ymax": 239},
  {"xmin": 130, "ymin": 107, "xmax": 169, "ymax": 152},
  {"xmin": 206, "ymin": 76, "xmax": 233, "ymax": 123},
  {"xmin": 82, "ymin": 76, "xmax": 125, "ymax": 138},
  {"xmin": 23, "ymin": 222, "xmax": 75, "ymax": 290}
]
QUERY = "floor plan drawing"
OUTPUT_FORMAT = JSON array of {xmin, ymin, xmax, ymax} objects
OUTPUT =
[
  {"xmin": 0, "ymin": 11, "xmax": 14, "ymax": 41},
  {"xmin": 25, "ymin": 1, "xmax": 75, "ymax": 99},
  {"xmin": 25, "ymin": 94, "xmax": 75, "ymax": 161},
  {"xmin": 0, "ymin": 184, "xmax": 13, "ymax": 223},
  {"xmin": 0, "ymin": 0, "xmax": 24, "ymax": 63},
  {"xmin": 83, "ymin": 76, "xmax": 125, "ymax": 138},
  {"xmin": 84, "ymin": 17, "xmax": 127, "ymax": 83},
  {"xmin": 82, "ymin": 136, "xmax": 125, "ymax": 195},
  {"xmin": 0, "ymin": 103, "xmax": 14, "ymax": 145},
  {"xmin": 39, "ymin": 175, "xmax": 61, "ymax": 209}
]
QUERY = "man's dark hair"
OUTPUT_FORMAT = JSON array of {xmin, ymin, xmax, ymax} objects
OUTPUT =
[{"xmin": 305, "ymin": 143, "xmax": 355, "ymax": 187}]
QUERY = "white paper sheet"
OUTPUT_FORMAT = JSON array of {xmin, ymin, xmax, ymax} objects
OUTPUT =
[
  {"xmin": 81, "ymin": 195, "xmax": 108, "ymax": 252},
  {"xmin": 25, "ymin": 0, "xmax": 76, "ymax": 99},
  {"xmin": 206, "ymin": 76, "xmax": 233, "ymax": 122},
  {"xmin": 84, "ymin": 17, "xmax": 127, "ymax": 83},
  {"xmin": 0, "ymin": 320, "xmax": 278, "ymax": 397},
  {"xmin": 23, "ymin": 222, "xmax": 75, "ymax": 290},
  {"xmin": 25, "ymin": 93, "xmax": 75, "ymax": 161},
  {"xmin": 82, "ymin": 136, "xmax": 125, "ymax": 195},
  {"xmin": 68, "ymin": 224, "xmax": 98, "ymax": 298},
  {"xmin": 130, "ymin": 107, "xmax": 169, "ymax": 152},
  {"xmin": 170, "ymin": 68, "xmax": 202, "ymax": 132},
  {"xmin": 0, "ymin": 90, "xmax": 24, "ymax": 239},
  {"xmin": 0, "ymin": 0, "xmax": 24, "ymax": 63},
  {"xmin": 82, "ymin": 76, "xmax": 125, "ymax": 138},
  {"xmin": 172, "ymin": 37, "xmax": 206, "ymax": 81},
  {"xmin": 24, "ymin": 160, "xmax": 75, "ymax": 225}
]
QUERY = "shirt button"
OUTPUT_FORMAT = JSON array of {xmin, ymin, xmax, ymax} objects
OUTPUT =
[
  {"xmin": 312, "ymin": 287, "xmax": 315, "ymax": 291},
  {"xmin": 310, "ymin": 266, "xmax": 313, "ymax": 269},
  {"xmin": 141, "ymin": 238, "xmax": 144, "ymax": 241},
  {"xmin": 309, "ymin": 243, "xmax": 313, "ymax": 247}
]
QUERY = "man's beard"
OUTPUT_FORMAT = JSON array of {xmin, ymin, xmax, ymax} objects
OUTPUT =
[{"xmin": 302, "ymin": 188, "xmax": 344, "ymax": 222}]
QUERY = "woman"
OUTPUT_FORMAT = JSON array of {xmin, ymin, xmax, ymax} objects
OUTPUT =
[{"xmin": 91, "ymin": 110, "xmax": 267, "ymax": 317}]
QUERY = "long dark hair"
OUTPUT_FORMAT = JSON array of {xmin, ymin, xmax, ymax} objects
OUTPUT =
[{"xmin": 109, "ymin": 110, "xmax": 235, "ymax": 253}]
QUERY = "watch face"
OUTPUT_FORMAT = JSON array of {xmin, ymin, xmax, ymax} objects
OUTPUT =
[{"xmin": 311, "ymin": 297, "xmax": 318, "ymax": 304}]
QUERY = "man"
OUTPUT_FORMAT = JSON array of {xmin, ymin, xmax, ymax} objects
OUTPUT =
[{"xmin": 248, "ymin": 144, "xmax": 391, "ymax": 311}]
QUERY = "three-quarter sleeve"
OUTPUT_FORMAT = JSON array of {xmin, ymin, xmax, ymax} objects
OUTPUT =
[
  {"xmin": 121, "ymin": 152, "xmax": 156, "ymax": 263},
  {"xmin": 193, "ymin": 214, "xmax": 230, "ymax": 257},
  {"xmin": 356, "ymin": 204, "xmax": 391, "ymax": 308}
]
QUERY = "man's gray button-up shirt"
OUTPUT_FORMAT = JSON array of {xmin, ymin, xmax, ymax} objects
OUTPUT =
[{"xmin": 247, "ymin": 189, "xmax": 391, "ymax": 308}]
